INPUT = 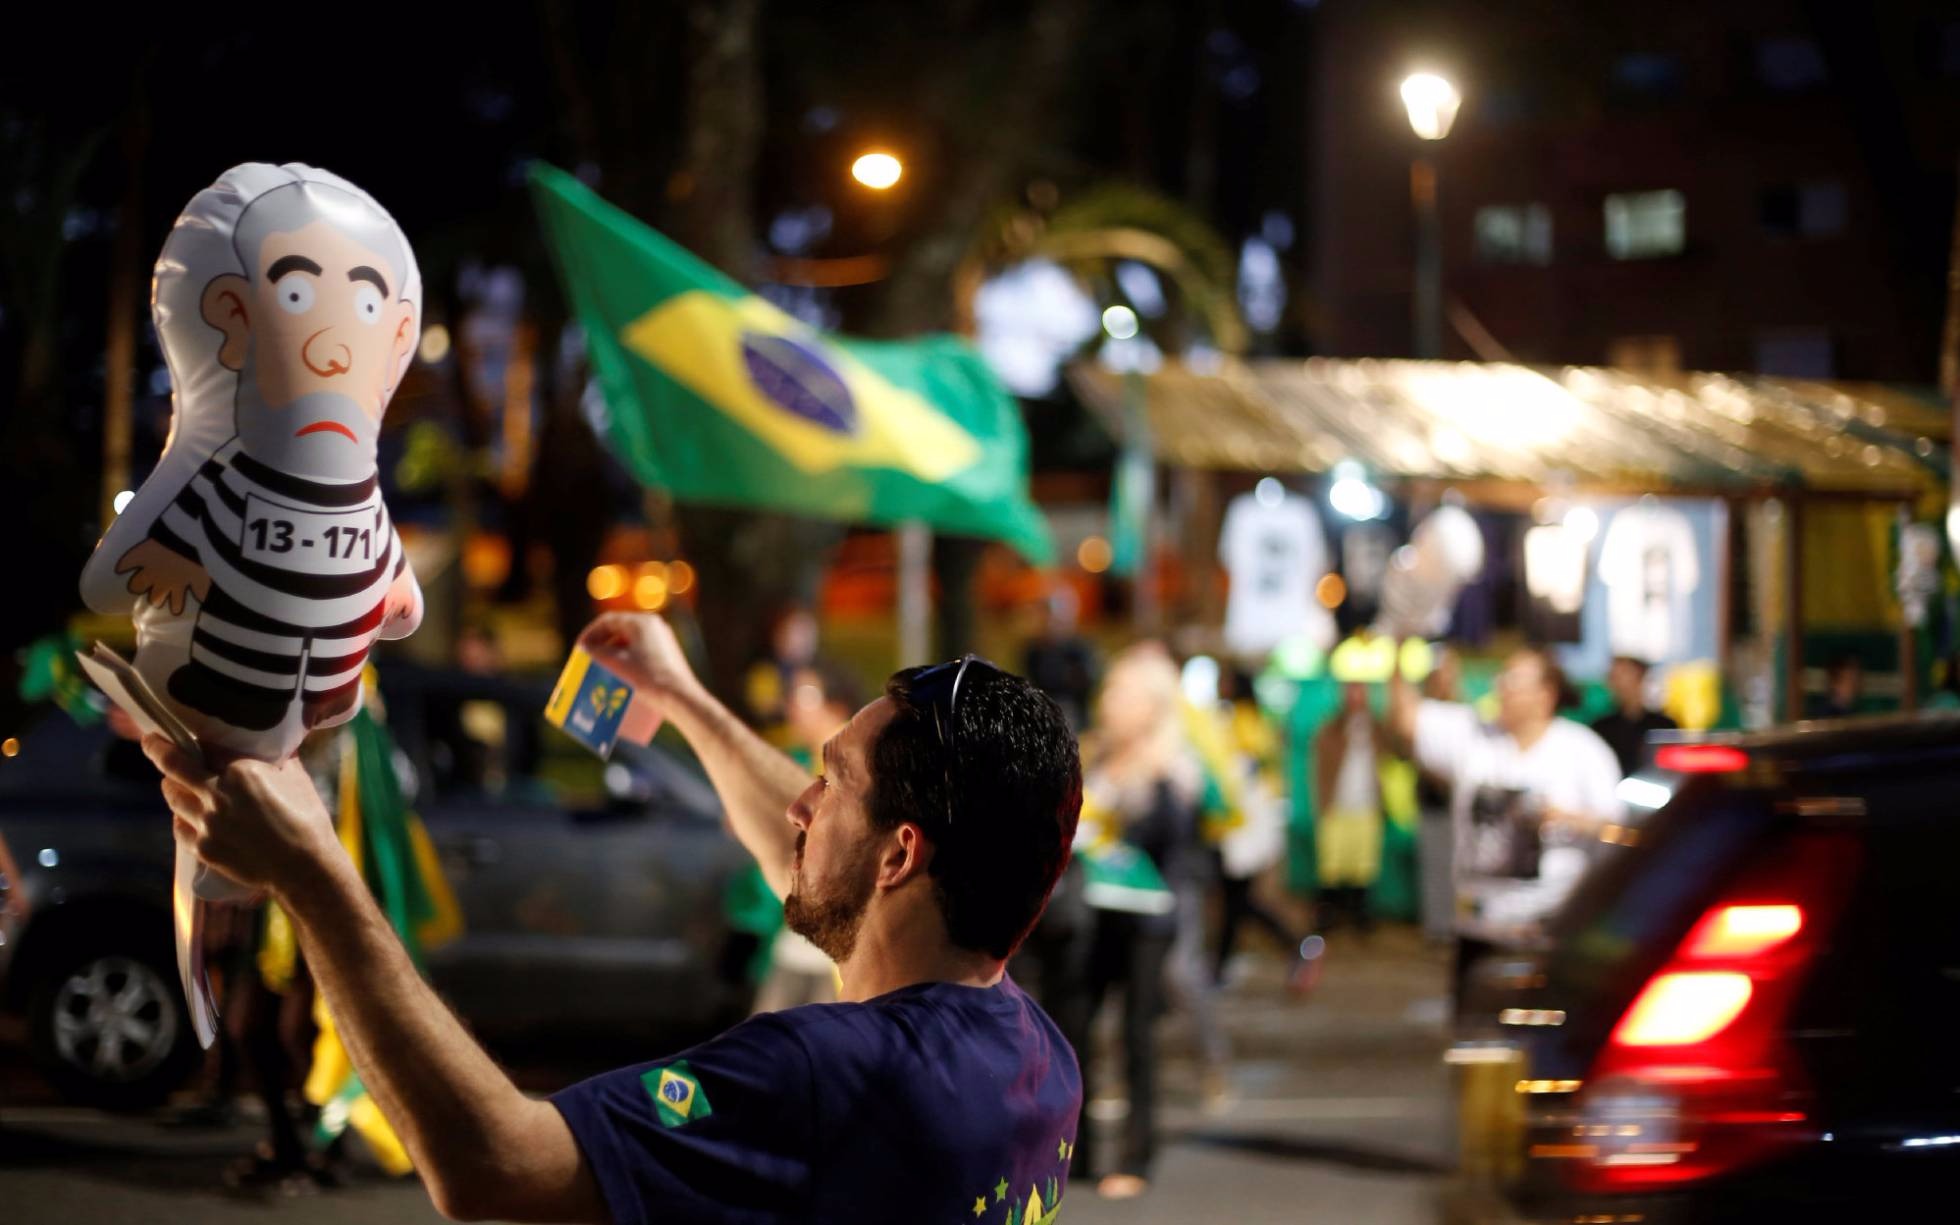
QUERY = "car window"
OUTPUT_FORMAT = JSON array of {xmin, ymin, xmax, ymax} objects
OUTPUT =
[
  {"xmin": 410, "ymin": 686, "xmax": 617, "ymax": 810},
  {"xmin": 1547, "ymin": 777, "xmax": 1771, "ymax": 990},
  {"xmin": 0, "ymin": 712, "xmax": 155, "ymax": 801}
]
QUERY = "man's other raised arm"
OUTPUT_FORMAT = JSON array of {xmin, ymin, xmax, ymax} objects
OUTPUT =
[{"xmin": 578, "ymin": 614, "xmax": 808, "ymax": 897}]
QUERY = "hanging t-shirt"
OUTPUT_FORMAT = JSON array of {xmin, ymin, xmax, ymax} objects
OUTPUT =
[
  {"xmin": 1597, "ymin": 503, "xmax": 1699, "ymax": 664},
  {"xmin": 1412, "ymin": 701, "xmax": 1623, "ymax": 931},
  {"xmin": 1523, "ymin": 523, "xmax": 1590, "ymax": 644},
  {"xmin": 1220, "ymin": 491, "xmax": 1331, "ymax": 656},
  {"xmin": 553, "ymin": 976, "xmax": 1080, "ymax": 1225}
]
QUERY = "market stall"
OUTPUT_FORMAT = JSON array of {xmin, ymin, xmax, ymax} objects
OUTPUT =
[{"xmin": 1071, "ymin": 356, "xmax": 1950, "ymax": 719}]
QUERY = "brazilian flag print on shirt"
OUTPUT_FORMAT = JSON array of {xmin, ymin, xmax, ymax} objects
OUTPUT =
[
  {"xmin": 642, "ymin": 1061, "xmax": 713, "ymax": 1129},
  {"xmin": 529, "ymin": 164, "xmax": 1052, "ymax": 562}
]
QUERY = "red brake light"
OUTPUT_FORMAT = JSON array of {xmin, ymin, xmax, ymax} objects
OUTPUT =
[
  {"xmin": 1567, "ymin": 835, "xmax": 1858, "ymax": 1194},
  {"xmin": 1654, "ymin": 744, "xmax": 1750, "ymax": 774}
]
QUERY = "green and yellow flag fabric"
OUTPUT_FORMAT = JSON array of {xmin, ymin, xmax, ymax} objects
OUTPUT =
[
  {"xmin": 292, "ymin": 683, "xmax": 464, "ymax": 1176},
  {"xmin": 529, "ymin": 164, "xmax": 1051, "ymax": 561}
]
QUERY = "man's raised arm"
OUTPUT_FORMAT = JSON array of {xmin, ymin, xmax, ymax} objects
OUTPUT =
[{"xmin": 578, "ymin": 613, "xmax": 809, "ymax": 898}]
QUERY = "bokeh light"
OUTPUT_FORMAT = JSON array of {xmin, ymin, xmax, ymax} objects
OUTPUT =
[{"xmin": 1076, "ymin": 535, "xmax": 1113, "ymax": 573}]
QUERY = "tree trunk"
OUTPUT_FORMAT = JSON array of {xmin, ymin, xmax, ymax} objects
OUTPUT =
[{"xmin": 866, "ymin": 0, "xmax": 1096, "ymax": 340}]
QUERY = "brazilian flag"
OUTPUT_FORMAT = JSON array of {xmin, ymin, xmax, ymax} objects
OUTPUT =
[{"xmin": 529, "ymin": 164, "xmax": 1051, "ymax": 561}]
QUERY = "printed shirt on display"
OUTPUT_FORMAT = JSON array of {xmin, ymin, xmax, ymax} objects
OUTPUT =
[
  {"xmin": 552, "ymin": 975, "xmax": 1080, "ymax": 1225},
  {"xmin": 1596, "ymin": 503, "xmax": 1699, "ymax": 664},
  {"xmin": 1219, "ymin": 492, "xmax": 1329, "ymax": 656}
]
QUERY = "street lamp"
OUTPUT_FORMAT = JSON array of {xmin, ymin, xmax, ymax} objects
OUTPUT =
[
  {"xmin": 850, "ymin": 151, "xmax": 903, "ymax": 190},
  {"xmin": 1400, "ymin": 72, "xmax": 1460, "ymax": 360}
]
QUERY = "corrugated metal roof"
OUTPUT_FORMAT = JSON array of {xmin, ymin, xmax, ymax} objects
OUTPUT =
[{"xmin": 1069, "ymin": 358, "xmax": 1949, "ymax": 499}]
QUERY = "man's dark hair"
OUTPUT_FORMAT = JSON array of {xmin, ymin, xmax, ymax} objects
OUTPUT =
[
  {"xmin": 1520, "ymin": 645, "xmax": 1581, "ymax": 712},
  {"xmin": 1610, "ymin": 655, "xmax": 1651, "ymax": 678},
  {"xmin": 868, "ymin": 664, "xmax": 1082, "ymax": 960}
]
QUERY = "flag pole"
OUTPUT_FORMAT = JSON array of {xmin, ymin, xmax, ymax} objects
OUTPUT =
[{"xmin": 897, "ymin": 520, "xmax": 932, "ymax": 669}]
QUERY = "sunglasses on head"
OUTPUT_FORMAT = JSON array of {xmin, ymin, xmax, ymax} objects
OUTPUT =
[{"xmin": 907, "ymin": 654, "xmax": 1002, "ymax": 827}]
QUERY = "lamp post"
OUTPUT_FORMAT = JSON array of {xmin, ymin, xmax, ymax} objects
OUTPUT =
[{"xmin": 1400, "ymin": 72, "xmax": 1460, "ymax": 360}]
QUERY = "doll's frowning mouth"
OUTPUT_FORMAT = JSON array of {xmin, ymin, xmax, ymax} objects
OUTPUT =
[{"xmin": 295, "ymin": 421, "xmax": 358, "ymax": 441}]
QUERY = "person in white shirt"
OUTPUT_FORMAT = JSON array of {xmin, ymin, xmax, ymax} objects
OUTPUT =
[{"xmin": 1388, "ymin": 647, "xmax": 1623, "ymax": 1011}]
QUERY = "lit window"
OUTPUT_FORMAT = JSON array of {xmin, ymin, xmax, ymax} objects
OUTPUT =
[
  {"xmin": 1757, "ymin": 36, "xmax": 1827, "ymax": 90},
  {"xmin": 1604, "ymin": 190, "xmax": 1685, "ymax": 260},
  {"xmin": 1474, "ymin": 204, "xmax": 1553, "ymax": 265},
  {"xmin": 1611, "ymin": 52, "xmax": 1685, "ymax": 97},
  {"xmin": 1761, "ymin": 182, "xmax": 1846, "ymax": 237},
  {"xmin": 1754, "ymin": 328, "xmax": 1834, "ymax": 379},
  {"xmin": 1940, "ymin": 22, "xmax": 1960, "ymax": 77},
  {"xmin": 1606, "ymin": 335, "xmax": 1681, "ymax": 376}
]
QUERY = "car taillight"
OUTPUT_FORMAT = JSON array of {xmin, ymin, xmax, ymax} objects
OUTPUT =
[
  {"xmin": 1612, "ymin": 971, "xmax": 1755, "ymax": 1046},
  {"xmin": 1654, "ymin": 744, "xmax": 1750, "ymax": 774},
  {"xmin": 1564, "ymin": 834, "xmax": 1858, "ymax": 1194}
]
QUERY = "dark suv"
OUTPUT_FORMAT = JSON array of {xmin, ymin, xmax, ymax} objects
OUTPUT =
[
  {"xmin": 1456, "ymin": 714, "xmax": 1960, "ymax": 1223},
  {"xmin": 0, "ymin": 665, "xmax": 753, "ymax": 1109}
]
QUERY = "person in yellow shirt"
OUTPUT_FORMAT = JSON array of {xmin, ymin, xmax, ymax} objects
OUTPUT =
[{"xmin": 1313, "ymin": 682, "xmax": 1390, "ymax": 933}]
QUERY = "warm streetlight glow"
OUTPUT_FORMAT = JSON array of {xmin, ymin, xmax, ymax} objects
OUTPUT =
[
  {"xmin": 633, "ymin": 573, "xmax": 670, "ymax": 610},
  {"xmin": 1315, "ymin": 573, "xmax": 1347, "ymax": 609},
  {"xmin": 851, "ymin": 152, "xmax": 903, "ymax": 190},
  {"xmin": 1076, "ymin": 536, "xmax": 1113, "ymax": 573},
  {"xmin": 1400, "ymin": 72, "xmax": 1461, "ymax": 141},
  {"xmin": 1101, "ymin": 305, "xmax": 1139, "ymax": 340},
  {"xmin": 668, "ymin": 560, "xmax": 696, "ymax": 594},
  {"xmin": 419, "ymin": 323, "xmax": 452, "ymax": 364},
  {"xmin": 586, "ymin": 564, "xmax": 628, "ymax": 601}
]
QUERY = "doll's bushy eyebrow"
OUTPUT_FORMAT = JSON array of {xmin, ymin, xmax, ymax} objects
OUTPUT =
[
  {"xmin": 347, "ymin": 265, "xmax": 389, "ymax": 297},
  {"xmin": 265, "ymin": 254, "xmax": 323, "ymax": 282}
]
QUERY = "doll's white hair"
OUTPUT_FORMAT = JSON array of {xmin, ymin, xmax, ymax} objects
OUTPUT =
[{"xmin": 232, "ymin": 177, "xmax": 412, "ymax": 296}]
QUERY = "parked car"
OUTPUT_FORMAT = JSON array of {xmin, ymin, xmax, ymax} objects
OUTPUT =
[
  {"xmin": 1453, "ymin": 714, "xmax": 1960, "ymax": 1223},
  {"xmin": 0, "ymin": 664, "xmax": 754, "ymax": 1109}
]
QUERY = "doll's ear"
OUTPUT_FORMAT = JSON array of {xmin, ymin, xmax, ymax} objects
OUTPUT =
[
  {"xmin": 384, "ymin": 299, "xmax": 418, "ymax": 400},
  {"xmin": 200, "ymin": 274, "xmax": 252, "ymax": 371}
]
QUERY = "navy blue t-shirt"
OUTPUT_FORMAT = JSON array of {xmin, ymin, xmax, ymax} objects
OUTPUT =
[{"xmin": 551, "ymin": 975, "xmax": 1081, "ymax": 1225}]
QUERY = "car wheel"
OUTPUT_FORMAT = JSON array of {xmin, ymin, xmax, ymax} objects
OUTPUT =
[{"xmin": 28, "ymin": 937, "xmax": 198, "ymax": 1111}]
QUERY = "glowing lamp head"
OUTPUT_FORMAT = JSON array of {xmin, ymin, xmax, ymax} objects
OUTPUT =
[
  {"xmin": 851, "ymin": 152, "xmax": 903, "ymax": 190},
  {"xmin": 1400, "ymin": 73, "xmax": 1461, "ymax": 141}
]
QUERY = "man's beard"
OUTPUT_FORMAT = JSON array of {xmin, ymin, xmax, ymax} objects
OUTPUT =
[
  {"xmin": 782, "ymin": 830, "xmax": 878, "ymax": 964},
  {"xmin": 234, "ymin": 358, "xmax": 378, "ymax": 481}
]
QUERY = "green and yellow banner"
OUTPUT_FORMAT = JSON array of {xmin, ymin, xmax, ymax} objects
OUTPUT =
[{"xmin": 529, "ymin": 164, "xmax": 1051, "ymax": 561}]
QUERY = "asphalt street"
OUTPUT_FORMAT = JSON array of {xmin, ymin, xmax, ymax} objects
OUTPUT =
[{"xmin": 0, "ymin": 928, "xmax": 1456, "ymax": 1224}]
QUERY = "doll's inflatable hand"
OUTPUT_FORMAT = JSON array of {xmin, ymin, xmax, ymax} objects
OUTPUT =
[
  {"xmin": 116, "ymin": 539, "xmax": 211, "ymax": 616},
  {"xmin": 379, "ymin": 569, "xmax": 424, "ymax": 640}
]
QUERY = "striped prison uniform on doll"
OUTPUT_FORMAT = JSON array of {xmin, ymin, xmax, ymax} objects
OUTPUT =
[{"xmin": 147, "ymin": 438, "xmax": 404, "ymax": 733}]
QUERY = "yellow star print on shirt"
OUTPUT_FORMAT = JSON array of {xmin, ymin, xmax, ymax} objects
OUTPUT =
[
  {"xmin": 972, "ymin": 1196, "xmax": 986, "ymax": 1217},
  {"xmin": 994, "ymin": 1177, "xmax": 1009, "ymax": 1201}
]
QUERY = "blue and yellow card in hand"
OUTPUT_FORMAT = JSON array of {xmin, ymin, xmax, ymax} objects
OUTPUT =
[{"xmin": 546, "ymin": 646, "xmax": 646, "ymax": 758}]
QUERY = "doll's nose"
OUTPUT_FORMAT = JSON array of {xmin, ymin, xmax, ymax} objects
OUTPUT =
[{"xmin": 302, "ymin": 328, "xmax": 352, "ymax": 377}]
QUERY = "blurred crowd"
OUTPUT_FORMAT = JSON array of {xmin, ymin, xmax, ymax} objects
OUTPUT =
[{"xmin": 717, "ymin": 592, "xmax": 1688, "ymax": 1200}]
